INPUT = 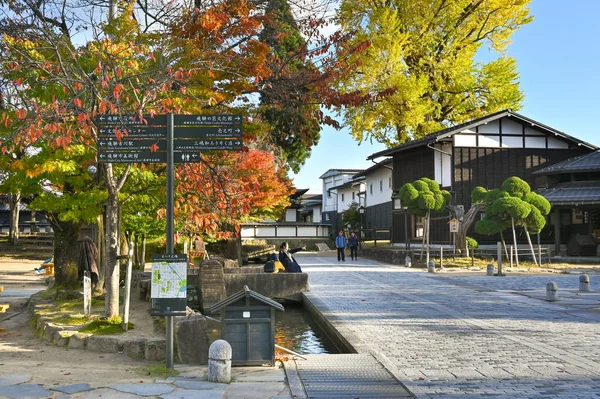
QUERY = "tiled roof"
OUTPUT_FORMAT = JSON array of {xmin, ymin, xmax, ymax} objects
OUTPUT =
[
  {"xmin": 319, "ymin": 169, "xmax": 365, "ymax": 179},
  {"xmin": 538, "ymin": 181, "xmax": 600, "ymax": 205},
  {"xmin": 352, "ymin": 159, "xmax": 393, "ymax": 179},
  {"xmin": 368, "ymin": 109, "xmax": 597, "ymax": 159},
  {"xmin": 533, "ymin": 150, "xmax": 600, "ymax": 175}
]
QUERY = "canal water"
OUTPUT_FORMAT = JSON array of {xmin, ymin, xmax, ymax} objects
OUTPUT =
[{"xmin": 206, "ymin": 302, "xmax": 339, "ymax": 355}]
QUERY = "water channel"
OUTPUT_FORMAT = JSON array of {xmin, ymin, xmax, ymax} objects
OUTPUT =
[{"xmin": 205, "ymin": 302, "xmax": 340, "ymax": 355}]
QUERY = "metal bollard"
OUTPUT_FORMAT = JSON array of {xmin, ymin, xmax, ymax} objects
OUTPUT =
[
  {"xmin": 427, "ymin": 260, "xmax": 435, "ymax": 273},
  {"xmin": 546, "ymin": 281, "xmax": 559, "ymax": 302},
  {"xmin": 405, "ymin": 256, "xmax": 412, "ymax": 268},
  {"xmin": 208, "ymin": 340, "xmax": 232, "ymax": 383},
  {"xmin": 579, "ymin": 274, "xmax": 590, "ymax": 292},
  {"xmin": 487, "ymin": 263, "xmax": 494, "ymax": 276}
]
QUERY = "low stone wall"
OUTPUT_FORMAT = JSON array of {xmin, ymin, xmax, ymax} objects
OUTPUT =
[
  {"xmin": 223, "ymin": 272, "xmax": 309, "ymax": 298},
  {"xmin": 360, "ymin": 248, "xmax": 416, "ymax": 265}
]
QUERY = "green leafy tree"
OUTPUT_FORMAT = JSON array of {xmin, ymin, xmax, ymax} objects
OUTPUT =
[
  {"xmin": 341, "ymin": 202, "xmax": 362, "ymax": 231},
  {"xmin": 476, "ymin": 177, "xmax": 550, "ymax": 266},
  {"xmin": 399, "ymin": 177, "xmax": 450, "ymax": 263},
  {"xmin": 336, "ymin": 0, "xmax": 532, "ymax": 146}
]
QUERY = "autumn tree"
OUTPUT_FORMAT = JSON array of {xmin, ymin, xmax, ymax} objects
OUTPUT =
[{"xmin": 336, "ymin": 0, "xmax": 532, "ymax": 146}]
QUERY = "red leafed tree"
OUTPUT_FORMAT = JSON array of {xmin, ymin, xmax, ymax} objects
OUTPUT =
[{"xmin": 172, "ymin": 150, "xmax": 293, "ymax": 238}]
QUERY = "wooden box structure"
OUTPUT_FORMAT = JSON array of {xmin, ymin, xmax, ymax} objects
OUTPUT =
[
  {"xmin": 567, "ymin": 234, "xmax": 598, "ymax": 256},
  {"xmin": 210, "ymin": 285, "xmax": 284, "ymax": 366}
]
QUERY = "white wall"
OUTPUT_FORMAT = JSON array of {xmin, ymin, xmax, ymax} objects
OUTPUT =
[
  {"xmin": 285, "ymin": 208, "xmax": 297, "ymax": 222},
  {"xmin": 336, "ymin": 185, "xmax": 362, "ymax": 213},
  {"xmin": 321, "ymin": 172, "xmax": 361, "ymax": 213},
  {"xmin": 434, "ymin": 142, "xmax": 452, "ymax": 187},
  {"xmin": 312, "ymin": 205, "xmax": 321, "ymax": 223},
  {"xmin": 365, "ymin": 167, "xmax": 392, "ymax": 206}
]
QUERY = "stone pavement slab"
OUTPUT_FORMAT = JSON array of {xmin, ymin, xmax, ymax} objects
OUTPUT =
[
  {"xmin": 51, "ymin": 383, "xmax": 94, "ymax": 394},
  {"xmin": 0, "ymin": 383, "xmax": 51, "ymax": 399},
  {"xmin": 0, "ymin": 375, "xmax": 31, "ymax": 387},
  {"xmin": 109, "ymin": 383, "xmax": 174, "ymax": 396}
]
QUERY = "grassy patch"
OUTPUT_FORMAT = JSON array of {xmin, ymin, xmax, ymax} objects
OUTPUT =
[
  {"xmin": 138, "ymin": 364, "xmax": 180, "ymax": 378},
  {"xmin": 55, "ymin": 314, "xmax": 92, "ymax": 325},
  {"xmin": 79, "ymin": 316, "xmax": 134, "ymax": 335}
]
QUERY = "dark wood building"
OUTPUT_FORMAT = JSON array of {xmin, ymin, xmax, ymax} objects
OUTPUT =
[{"xmin": 368, "ymin": 110, "xmax": 597, "ymax": 246}]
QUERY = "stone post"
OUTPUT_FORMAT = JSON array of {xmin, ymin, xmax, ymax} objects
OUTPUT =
[
  {"xmin": 405, "ymin": 256, "xmax": 411, "ymax": 268},
  {"xmin": 546, "ymin": 281, "xmax": 559, "ymax": 302},
  {"xmin": 579, "ymin": 274, "xmax": 590, "ymax": 292},
  {"xmin": 427, "ymin": 260, "xmax": 435, "ymax": 273},
  {"xmin": 487, "ymin": 263, "xmax": 494, "ymax": 276},
  {"xmin": 208, "ymin": 340, "xmax": 232, "ymax": 383}
]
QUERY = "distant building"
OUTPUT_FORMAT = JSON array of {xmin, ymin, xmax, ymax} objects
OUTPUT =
[
  {"xmin": 352, "ymin": 159, "xmax": 393, "ymax": 239},
  {"xmin": 319, "ymin": 169, "xmax": 364, "ymax": 232},
  {"xmin": 367, "ymin": 109, "xmax": 597, "ymax": 247},
  {"xmin": 0, "ymin": 196, "xmax": 53, "ymax": 234}
]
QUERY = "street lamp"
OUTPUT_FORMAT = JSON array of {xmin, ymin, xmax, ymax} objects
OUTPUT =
[{"xmin": 391, "ymin": 191, "xmax": 410, "ymax": 250}]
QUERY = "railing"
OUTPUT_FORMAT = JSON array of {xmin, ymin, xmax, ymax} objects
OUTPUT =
[
  {"xmin": 240, "ymin": 223, "xmax": 331, "ymax": 239},
  {"xmin": 425, "ymin": 244, "xmax": 553, "ymax": 266},
  {"xmin": 363, "ymin": 228, "xmax": 391, "ymax": 246}
]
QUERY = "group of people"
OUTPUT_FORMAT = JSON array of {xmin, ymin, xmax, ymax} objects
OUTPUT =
[
  {"xmin": 335, "ymin": 230, "xmax": 360, "ymax": 262},
  {"xmin": 264, "ymin": 230, "xmax": 360, "ymax": 273}
]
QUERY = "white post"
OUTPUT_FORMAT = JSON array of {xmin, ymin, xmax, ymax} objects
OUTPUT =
[
  {"xmin": 122, "ymin": 242, "xmax": 134, "ymax": 331},
  {"xmin": 510, "ymin": 246, "xmax": 514, "ymax": 269},
  {"xmin": 497, "ymin": 241, "xmax": 503, "ymax": 276}
]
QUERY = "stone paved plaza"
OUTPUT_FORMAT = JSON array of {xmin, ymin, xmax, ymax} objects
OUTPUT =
[{"xmin": 299, "ymin": 254, "xmax": 600, "ymax": 399}]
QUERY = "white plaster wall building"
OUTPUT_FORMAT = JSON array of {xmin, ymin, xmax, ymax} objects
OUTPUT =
[{"xmin": 319, "ymin": 169, "xmax": 364, "ymax": 231}]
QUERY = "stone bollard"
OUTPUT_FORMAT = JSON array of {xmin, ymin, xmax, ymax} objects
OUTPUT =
[
  {"xmin": 208, "ymin": 339, "xmax": 232, "ymax": 383},
  {"xmin": 427, "ymin": 260, "xmax": 435, "ymax": 273},
  {"xmin": 579, "ymin": 274, "xmax": 590, "ymax": 292},
  {"xmin": 546, "ymin": 281, "xmax": 559, "ymax": 302},
  {"xmin": 487, "ymin": 263, "xmax": 494, "ymax": 276},
  {"xmin": 405, "ymin": 256, "xmax": 412, "ymax": 268}
]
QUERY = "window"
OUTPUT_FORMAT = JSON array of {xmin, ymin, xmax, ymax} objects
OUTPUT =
[
  {"xmin": 352, "ymin": 192, "xmax": 355, "ymax": 200},
  {"xmin": 341, "ymin": 193, "xmax": 345, "ymax": 202},
  {"xmin": 380, "ymin": 180, "xmax": 383, "ymax": 192},
  {"xmin": 370, "ymin": 184, "xmax": 373, "ymax": 195},
  {"xmin": 389, "ymin": 177, "xmax": 392, "ymax": 189},
  {"xmin": 325, "ymin": 213, "xmax": 330, "ymax": 221}
]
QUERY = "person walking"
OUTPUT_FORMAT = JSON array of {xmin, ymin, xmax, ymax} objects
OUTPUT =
[
  {"xmin": 348, "ymin": 231, "xmax": 359, "ymax": 260},
  {"xmin": 335, "ymin": 230, "xmax": 346, "ymax": 262}
]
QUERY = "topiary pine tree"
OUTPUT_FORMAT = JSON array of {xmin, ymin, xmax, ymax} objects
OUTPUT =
[{"xmin": 399, "ymin": 177, "xmax": 450, "ymax": 264}]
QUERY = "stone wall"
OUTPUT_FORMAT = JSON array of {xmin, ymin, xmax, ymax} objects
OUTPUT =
[
  {"xmin": 223, "ymin": 272, "xmax": 309, "ymax": 298},
  {"xmin": 360, "ymin": 248, "xmax": 416, "ymax": 265}
]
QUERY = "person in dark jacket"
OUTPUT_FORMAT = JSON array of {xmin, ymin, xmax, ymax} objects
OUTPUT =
[
  {"xmin": 278, "ymin": 242, "xmax": 305, "ymax": 273},
  {"xmin": 348, "ymin": 232, "xmax": 359, "ymax": 260},
  {"xmin": 335, "ymin": 230, "xmax": 346, "ymax": 262}
]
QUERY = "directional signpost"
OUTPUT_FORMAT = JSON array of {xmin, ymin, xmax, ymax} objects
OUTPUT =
[{"xmin": 95, "ymin": 113, "xmax": 243, "ymax": 369}]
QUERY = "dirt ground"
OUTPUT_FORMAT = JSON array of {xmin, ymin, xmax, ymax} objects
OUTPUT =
[{"xmin": 0, "ymin": 257, "xmax": 166, "ymax": 387}]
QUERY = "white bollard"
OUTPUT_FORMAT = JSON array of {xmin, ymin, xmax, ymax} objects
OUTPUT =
[
  {"xmin": 405, "ymin": 256, "xmax": 412, "ymax": 268},
  {"xmin": 546, "ymin": 281, "xmax": 559, "ymax": 302},
  {"xmin": 487, "ymin": 263, "xmax": 494, "ymax": 276},
  {"xmin": 208, "ymin": 340, "xmax": 232, "ymax": 383},
  {"xmin": 427, "ymin": 260, "xmax": 435, "ymax": 273},
  {"xmin": 579, "ymin": 274, "xmax": 590, "ymax": 292}
]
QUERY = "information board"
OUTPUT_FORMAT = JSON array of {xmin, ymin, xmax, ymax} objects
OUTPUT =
[{"xmin": 150, "ymin": 254, "xmax": 188, "ymax": 316}]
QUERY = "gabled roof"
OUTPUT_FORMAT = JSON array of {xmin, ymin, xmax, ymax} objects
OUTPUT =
[
  {"xmin": 290, "ymin": 188, "xmax": 310, "ymax": 199},
  {"xmin": 210, "ymin": 285, "xmax": 284, "ymax": 313},
  {"xmin": 368, "ymin": 110, "xmax": 597, "ymax": 160},
  {"xmin": 352, "ymin": 158, "xmax": 393, "ymax": 179},
  {"xmin": 533, "ymin": 150, "xmax": 600, "ymax": 175},
  {"xmin": 329, "ymin": 181, "xmax": 362, "ymax": 191},
  {"xmin": 319, "ymin": 168, "xmax": 364, "ymax": 179},
  {"xmin": 538, "ymin": 181, "xmax": 600, "ymax": 206}
]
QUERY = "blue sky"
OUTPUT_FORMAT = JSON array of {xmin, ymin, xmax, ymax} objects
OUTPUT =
[{"xmin": 290, "ymin": 0, "xmax": 600, "ymax": 192}]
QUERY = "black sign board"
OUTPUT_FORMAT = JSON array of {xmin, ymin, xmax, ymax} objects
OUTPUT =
[
  {"xmin": 98, "ymin": 126, "xmax": 167, "ymax": 139},
  {"xmin": 174, "ymin": 139, "xmax": 243, "ymax": 152},
  {"xmin": 150, "ymin": 254, "xmax": 188, "ymax": 316},
  {"xmin": 174, "ymin": 114, "xmax": 242, "ymax": 126},
  {"xmin": 96, "ymin": 114, "xmax": 167, "ymax": 126},
  {"xmin": 174, "ymin": 126, "xmax": 242, "ymax": 139},
  {"xmin": 98, "ymin": 151, "xmax": 167, "ymax": 163},
  {"xmin": 98, "ymin": 139, "xmax": 167, "ymax": 151}
]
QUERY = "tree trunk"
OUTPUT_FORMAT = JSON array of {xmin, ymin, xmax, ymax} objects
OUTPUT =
[
  {"xmin": 523, "ymin": 222, "xmax": 537, "ymax": 265},
  {"xmin": 53, "ymin": 220, "xmax": 80, "ymax": 286},
  {"xmin": 419, "ymin": 217, "xmax": 426, "ymax": 260},
  {"xmin": 455, "ymin": 203, "xmax": 485, "ymax": 254},
  {"xmin": 95, "ymin": 213, "xmax": 105, "ymax": 292},
  {"xmin": 500, "ymin": 231, "xmax": 509, "ymax": 260},
  {"xmin": 105, "ymin": 193, "xmax": 120, "ymax": 317},
  {"xmin": 8, "ymin": 192, "xmax": 21, "ymax": 245},
  {"xmin": 141, "ymin": 234, "xmax": 147, "ymax": 270},
  {"xmin": 426, "ymin": 211, "xmax": 431, "ymax": 264},
  {"xmin": 511, "ymin": 217, "xmax": 519, "ymax": 267}
]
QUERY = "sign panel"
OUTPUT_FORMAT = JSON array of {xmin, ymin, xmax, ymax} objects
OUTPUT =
[
  {"xmin": 150, "ymin": 254, "xmax": 188, "ymax": 316},
  {"xmin": 449, "ymin": 218, "xmax": 460, "ymax": 233},
  {"xmin": 174, "ymin": 114, "xmax": 242, "ymax": 126},
  {"xmin": 98, "ymin": 151, "xmax": 167, "ymax": 163},
  {"xmin": 174, "ymin": 139, "xmax": 244, "ymax": 152},
  {"xmin": 96, "ymin": 114, "xmax": 167, "ymax": 126},
  {"xmin": 98, "ymin": 126, "xmax": 166, "ymax": 139},
  {"xmin": 98, "ymin": 139, "xmax": 167, "ymax": 151},
  {"xmin": 174, "ymin": 126, "xmax": 243, "ymax": 139}
]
